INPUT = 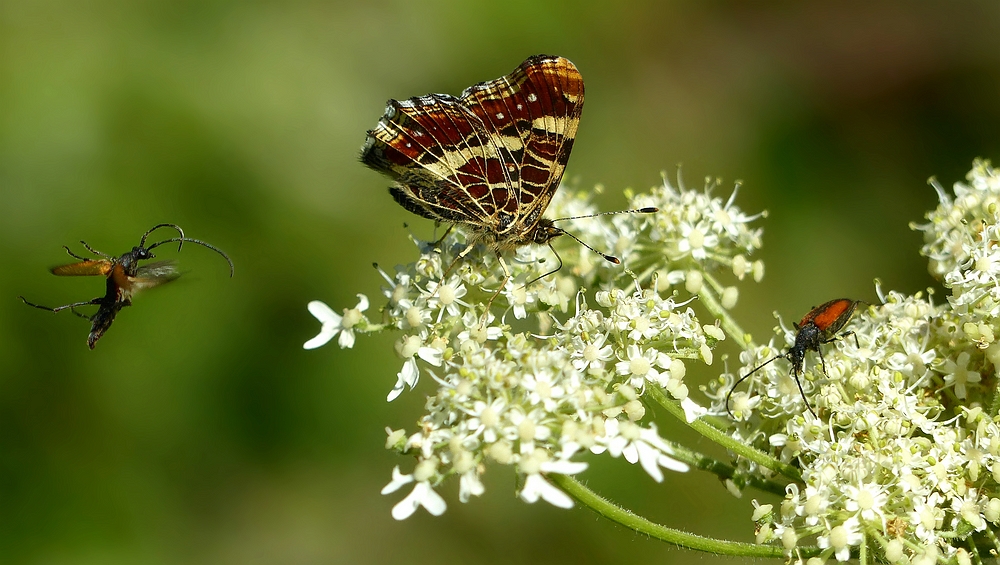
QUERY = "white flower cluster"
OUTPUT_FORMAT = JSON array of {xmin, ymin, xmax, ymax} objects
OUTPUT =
[
  {"xmin": 306, "ymin": 174, "xmax": 765, "ymax": 519},
  {"xmin": 739, "ymin": 161, "xmax": 1000, "ymax": 563}
]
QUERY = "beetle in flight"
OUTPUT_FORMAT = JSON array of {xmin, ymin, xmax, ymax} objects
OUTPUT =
[{"xmin": 19, "ymin": 223, "xmax": 234, "ymax": 349}]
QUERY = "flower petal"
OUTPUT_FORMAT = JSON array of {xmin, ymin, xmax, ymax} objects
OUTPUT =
[
  {"xmin": 417, "ymin": 482, "xmax": 447, "ymax": 516},
  {"xmin": 520, "ymin": 474, "xmax": 574, "ymax": 508},
  {"xmin": 380, "ymin": 466, "xmax": 414, "ymax": 495},
  {"xmin": 338, "ymin": 329, "xmax": 356, "ymax": 349},
  {"xmin": 307, "ymin": 300, "xmax": 341, "ymax": 324},
  {"xmin": 303, "ymin": 327, "xmax": 338, "ymax": 350}
]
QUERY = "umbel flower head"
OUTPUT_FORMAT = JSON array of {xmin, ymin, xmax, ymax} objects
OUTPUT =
[
  {"xmin": 724, "ymin": 160, "xmax": 1000, "ymax": 563},
  {"xmin": 305, "ymin": 173, "xmax": 762, "ymax": 519},
  {"xmin": 307, "ymin": 160, "xmax": 1000, "ymax": 564}
]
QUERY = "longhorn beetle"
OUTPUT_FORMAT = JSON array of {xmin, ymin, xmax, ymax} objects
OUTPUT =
[
  {"xmin": 19, "ymin": 224, "xmax": 234, "ymax": 349},
  {"xmin": 725, "ymin": 298, "xmax": 861, "ymax": 419}
]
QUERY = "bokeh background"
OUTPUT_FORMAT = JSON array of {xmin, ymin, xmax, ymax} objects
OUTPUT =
[{"xmin": 2, "ymin": 2, "xmax": 999, "ymax": 563}]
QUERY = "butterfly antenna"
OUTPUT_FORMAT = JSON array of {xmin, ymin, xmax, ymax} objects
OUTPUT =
[
  {"xmin": 550, "ymin": 207, "xmax": 658, "ymax": 264},
  {"xmin": 550, "ymin": 227, "xmax": 620, "ymax": 264},
  {"xmin": 724, "ymin": 354, "xmax": 784, "ymax": 418},
  {"xmin": 552, "ymin": 207, "xmax": 658, "ymax": 223},
  {"xmin": 146, "ymin": 237, "xmax": 235, "ymax": 276}
]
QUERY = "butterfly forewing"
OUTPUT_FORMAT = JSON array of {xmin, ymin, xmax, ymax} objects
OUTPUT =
[
  {"xmin": 361, "ymin": 55, "xmax": 584, "ymax": 251},
  {"xmin": 459, "ymin": 56, "xmax": 584, "ymax": 237}
]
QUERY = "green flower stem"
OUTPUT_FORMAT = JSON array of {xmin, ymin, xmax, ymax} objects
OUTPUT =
[
  {"xmin": 359, "ymin": 322, "xmax": 388, "ymax": 334},
  {"xmin": 700, "ymin": 272, "xmax": 751, "ymax": 349},
  {"xmin": 983, "ymin": 528, "xmax": 1000, "ymax": 557},
  {"xmin": 661, "ymin": 439, "xmax": 789, "ymax": 496},
  {"xmin": 549, "ymin": 473, "xmax": 820, "ymax": 557},
  {"xmin": 866, "ymin": 527, "xmax": 891, "ymax": 557},
  {"xmin": 967, "ymin": 537, "xmax": 984, "ymax": 565},
  {"xmin": 990, "ymin": 377, "xmax": 1000, "ymax": 418},
  {"xmin": 647, "ymin": 386, "xmax": 803, "ymax": 481},
  {"xmin": 859, "ymin": 531, "xmax": 867, "ymax": 565}
]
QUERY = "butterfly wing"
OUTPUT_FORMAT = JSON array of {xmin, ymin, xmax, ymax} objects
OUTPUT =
[
  {"xmin": 361, "ymin": 56, "xmax": 584, "ymax": 245},
  {"xmin": 362, "ymin": 94, "xmax": 502, "ymax": 228},
  {"xmin": 459, "ymin": 55, "xmax": 584, "ymax": 239}
]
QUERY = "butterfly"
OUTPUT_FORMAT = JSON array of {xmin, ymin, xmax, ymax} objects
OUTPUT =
[
  {"xmin": 361, "ymin": 55, "xmax": 653, "ymax": 287},
  {"xmin": 19, "ymin": 223, "xmax": 234, "ymax": 349}
]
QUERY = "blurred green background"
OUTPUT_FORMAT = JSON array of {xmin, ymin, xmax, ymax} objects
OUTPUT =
[{"xmin": 2, "ymin": 1, "xmax": 999, "ymax": 563}]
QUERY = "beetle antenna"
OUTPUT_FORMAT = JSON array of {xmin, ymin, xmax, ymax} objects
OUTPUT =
[
  {"xmin": 725, "ymin": 354, "xmax": 785, "ymax": 418},
  {"xmin": 140, "ymin": 224, "xmax": 186, "ymax": 251},
  {"xmin": 146, "ymin": 237, "xmax": 234, "ymax": 277}
]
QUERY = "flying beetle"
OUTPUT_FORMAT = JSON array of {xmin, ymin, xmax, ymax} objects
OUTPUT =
[
  {"xmin": 725, "ymin": 298, "xmax": 861, "ymax": 419},
  {"xmin": 19, "ymin": 223, "xmax": 234, "ymax": 349}
]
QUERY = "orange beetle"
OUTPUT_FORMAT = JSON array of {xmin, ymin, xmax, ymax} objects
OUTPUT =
[
  {"xmin": 726, "ymin": 298, "xmax": 861, "ymax": 418},
  {"xmin": 19, "ymin": 224, "xmax": 233, "ymax": 349}
]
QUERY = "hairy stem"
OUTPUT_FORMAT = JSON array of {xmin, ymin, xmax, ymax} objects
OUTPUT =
[
  {"xmin": 648, "ymin": 386, "xmax": 802, "ymax": 482},
  {"xmin": 550, "ymin": 474, "xmax": 820, "ymax": 557}
]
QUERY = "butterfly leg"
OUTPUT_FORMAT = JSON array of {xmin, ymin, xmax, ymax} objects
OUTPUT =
[
  {"xmin": 525, "ymin": 243, "xmax": 564, "ymax": 287},
  {"xmin": 431, "ymin": 224, "xmax": 454, "ymax": 249},
  {"xmin": 480, "ymin": 251, "xmax": 511, "ymax": 325},
  {"xmin": 18, "ymin": 295, "xmax": 101, "ymax": 313},
  {"xmin": 426, "ymin": 240, "xmax": 476, "ymax": 306}
]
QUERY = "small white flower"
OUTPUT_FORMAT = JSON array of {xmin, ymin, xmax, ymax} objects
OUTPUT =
[
  {"xmin": 599, "ymin": 420, "xmax": 689, "ymax": 482},
  {"xmin": 518, "ymin": 448, "xmax": 587, "ymax": 508},
  {"xmin": 458, "ymin": 468, "xmax": 485, "ymax": 503},
  {"xmin": 381, "ymin": 464, "xmax": 447, "ymax": 520},
  {"xmin": 680, "ymin": 397, "xmax": 708, "ymax": 422},
  {"xmin": 387, "ymin": 335, "xmax": 443, "ymax": 401},
  {"xmin": 570, "ymin": 333, "xmax": 614, "ymax": 373},
  {"xmin": 844, "ymin": 482, "xmax": 888, "ymax": 523},
  {"xmin": 941, "ymin": 351, "xmax": 981, "ymax": 399},
  {"xmin": 816, "ymin": 517, "xmax": 862, "ymax": 562},
  {"xmin": 426, "ymin": 277, "xmax": 468, "ymax": 322},
  {"xmin": 615, "ymin": 345, "xmax": 668, "ymax": 388},
  {"xmin": 303, "ymin": 294, "xmax": 369, "ymax": 349},
  {"xmin": 503, "ymin": 276, "xmax": 537, "ymax": 320}
]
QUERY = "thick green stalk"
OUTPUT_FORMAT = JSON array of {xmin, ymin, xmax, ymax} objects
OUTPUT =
[
  {"xmin": 648, "ymin": 386, "xmax": 803, "ymax": 481},
  {"xmin": 550, "ymin": 474, "xmax": 821, "ymax": 558},
  {"xmin": 664, "ymin": 440, "xmax": 789, "ymax": 496}
]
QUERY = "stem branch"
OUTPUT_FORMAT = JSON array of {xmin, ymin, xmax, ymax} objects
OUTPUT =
[
  {"xmin": 648, "ymin": 386, "xmax": 802, "ymax": 481},
  {"xmin": 550, "ymin": 474, "xmax": 820, "ymax": 557}
]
